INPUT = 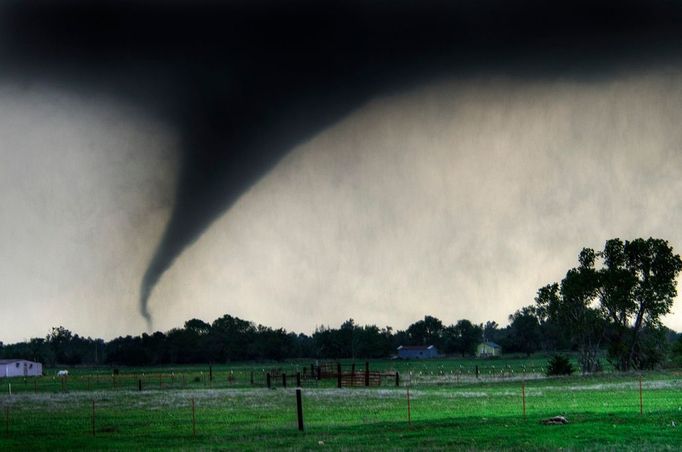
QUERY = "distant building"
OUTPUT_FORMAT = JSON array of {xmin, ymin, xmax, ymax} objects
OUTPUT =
[
  {"xmin": 476, "ymin": 341, "xmax": 501, "ymax": 357},
  {"xmin": 0, "ymin": 359, "xmax": 43, "ymax": 378},
  {"xmin": 397, "ymin": 345, "xmax": 439, "ymax": 359}
]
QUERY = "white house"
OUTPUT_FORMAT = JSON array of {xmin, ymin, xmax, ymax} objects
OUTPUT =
[
  {"xmin": 476, "ymin": 341, "xmax": 502, "ymax": 357},
  {"xmin": 0, "ymin": 359, "xmax": 43, "ymax": 378},
  {"xmin": 397, "ymin": 345, "xmax": 439, "ymax": 359}
]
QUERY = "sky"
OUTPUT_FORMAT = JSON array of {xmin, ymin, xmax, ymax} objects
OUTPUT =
[{"xmin": 3, "ymin": 69, "xmax": 682, "ymax": 343}]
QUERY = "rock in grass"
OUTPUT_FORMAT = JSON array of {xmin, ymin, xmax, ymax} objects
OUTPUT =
[{"xmin": 541, "ymin": 416, "xmax": 568, "ymax": 425}]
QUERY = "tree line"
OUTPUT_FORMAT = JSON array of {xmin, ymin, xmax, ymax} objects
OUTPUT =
[
  {"xmin": 0, "ymin": 316, "xmax": 496, "ymax": 366},
  {"xmin": 1, "ymin": 237, "xmax": 681, "ymax": 370},
  {"xmin": 0, "ymin": 312, "xmax": 578, "ymax": 367}
]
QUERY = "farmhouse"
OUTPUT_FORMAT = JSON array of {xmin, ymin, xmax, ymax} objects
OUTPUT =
[
  {"xmin": 0, "ymin": 359, "xmax": 43, "ymax": 378},
  {"xmin": 397, "ymin": 345, "xmax": 439, "ymax": 359},
  {"xmin": 476, "ymin": 341, "xmax": 501, "ymax": 357}
]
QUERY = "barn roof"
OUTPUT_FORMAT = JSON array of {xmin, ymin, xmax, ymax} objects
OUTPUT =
[{"xmin": 0, "ymin": 359, "xmax": 39, "ymax": 364}]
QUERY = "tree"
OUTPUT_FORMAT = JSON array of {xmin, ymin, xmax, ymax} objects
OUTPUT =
[
  {"xmin": 184, "ymin": 318, "xmax": 211, "ymax": 336},
  {"xmin": 442, "ymin": 320, "xmax": 482, "ymax": 356},
  {"xmin": 598, "ymin": 238, "xmax": 682, "ymax": 370},
  {"xmin": 208, "ymin": 314, "xmax": 257, "ymax": 361},
  {"xmin": 535, "ymin": 238, "xmax": 682, "ymax": 372},
  {"xmin": 535, "ymin": 251, "xmax": 607, "ymax": 373},
  {"xmin": 506, "ymin": 307, "xmax": 542, "ymax": 357},
  {"xmin": 546, "ymin": 354, "xmax": 575, "ymax": 376},
  {"xmin": 406, "ymin": 316, "xmax": 444, "ymax": 347},
  {"xmin": 46, "ymin": 326, "xmax": 82, "ymax": 365},
  {"xmin": 482, "ymin": 321, "xmax": 500, "ymax": 343}
]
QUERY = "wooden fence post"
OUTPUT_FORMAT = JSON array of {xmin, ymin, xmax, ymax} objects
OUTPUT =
[
  {"xmin": 406, "ymin": 386, "xmax": 412, "ymax": 426},
  {"xmin": 282, "ymin": 373, "xmax": 287, "ymax": 388},
  {"xmin": 395, "ymin": 372, "xmax": 400, "ymax": 387},
  {"xmin": 191, "ymin": 398, "xmax": 196, "ymax": 438},
  {"xmin": 296, "ymin": 372, "xmax": 301, "ymax": 387},
  {"xmin": 250, "ymin": 371, "xmax": 254, "ymax": 385},
  {"xmin": 365, "ymin": 361, "xmax": 370, "ymax": 387},
  {"xmin": 475, "ymin": 365, "xmax": 479, "ymax": 379},
  {"xmin": 337, "ymin": 363, "xmax": 342, "ymax": 388},
  {"xmin": 266, "ymin": 373, "xmax": 271, "ymax": 389},
  {"xmin": 296, "ymin": 388, "xmax": 304, "ymax": 431}
]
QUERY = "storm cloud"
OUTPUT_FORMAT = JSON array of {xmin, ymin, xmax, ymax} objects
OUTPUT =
[{"xmin": 2, "ymin": 1, "xmax": 682, "ymax": 340}]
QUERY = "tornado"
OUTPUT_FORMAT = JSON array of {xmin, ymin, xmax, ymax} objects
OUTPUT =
[
  {"xmin": 3, "ymin": 1, "xmax": 682, "ymax": 329},
  {"xmin": 132, "ymin": 0, "xmax": 682, "ymax": 326}
]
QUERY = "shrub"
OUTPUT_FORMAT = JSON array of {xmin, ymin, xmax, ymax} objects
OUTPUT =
[{"xmin": 546, "ymin": 354, "xmax": 574, "ymax": 376}]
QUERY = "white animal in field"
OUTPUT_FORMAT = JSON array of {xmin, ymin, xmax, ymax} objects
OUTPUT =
[{"xmin": 57, "ymin": 370, "xmax": 69, "ymax": 377}]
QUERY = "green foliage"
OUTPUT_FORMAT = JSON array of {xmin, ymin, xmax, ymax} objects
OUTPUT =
[
  {"xmin": 672, "ymin": 336, "xmax": 682, "ymax": 367},
  {"xmin": 406, "ymin": 315, "xmax": 444, "ymax": 347},
  {"xmin": 505, "ymin": 307, "xmax": 541, "ymax": 357},
  {"xmin": 546, "ymin": 354, "xmax": 575, "ymax": 376},
  {"xmin": 442, "ymin": 320, "xmax": 483, "ymax": 356},
  {"xmin": 535, "ymin": 237, "xmax": 682, "ymax": 373}
]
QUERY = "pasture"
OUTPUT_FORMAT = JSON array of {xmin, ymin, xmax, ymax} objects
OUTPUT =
[{"xmin": 0, "ymin": 359, "xmax": 681, "ymax": 450}]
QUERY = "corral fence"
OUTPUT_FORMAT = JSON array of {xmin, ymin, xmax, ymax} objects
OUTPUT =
[
  {"xmin": 333, "ymin": 362, "xmax": 399, "ymax": 388},
  {"xmin": 0, "ymin": 363, "xmax": 397, "ymax": 394},
  {"xmin": 0, "ymin": 363, "xmax": 550, "ymax": 395},
  {"xmin": 258, "ymin": 362, "xmax": 400, "ymax": 388}
]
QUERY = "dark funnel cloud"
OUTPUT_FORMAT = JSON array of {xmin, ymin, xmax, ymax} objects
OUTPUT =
[{"xmin": 3, "ymin": 0, "xmax": 682, "ymax": 326}]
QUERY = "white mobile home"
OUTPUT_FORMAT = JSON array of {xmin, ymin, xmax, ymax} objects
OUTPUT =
[{"xmin": 0, "ymin": 359, "xmax": 43, "ymax": 378}]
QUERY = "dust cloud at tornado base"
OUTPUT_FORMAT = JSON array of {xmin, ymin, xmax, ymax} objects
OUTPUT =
[{"xmin": 3, "ymin": 72, "xmax": 682, "ymax": 341}]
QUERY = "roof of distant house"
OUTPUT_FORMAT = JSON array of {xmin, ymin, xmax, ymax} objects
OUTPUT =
[
  {"xmin": 480, "ymin": 341, "xmax": 501, "ymax": 348},
  {"xmin": 0, "ymin": 359, "xmax": 38, "ymax": 364},
  {"xmin": 397, "ymin": 345, "xmax": 437, "ymax": 351}
]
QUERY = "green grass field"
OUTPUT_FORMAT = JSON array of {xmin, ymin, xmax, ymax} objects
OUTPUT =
[{"xmin": 1, "ymin": 358, "xmax": 680, "ymax": 450}]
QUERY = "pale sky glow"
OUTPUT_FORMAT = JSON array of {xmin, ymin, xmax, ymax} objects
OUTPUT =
[{"xmin": 3, "ymin": 71, "xmax": 682, "ymax": 343}]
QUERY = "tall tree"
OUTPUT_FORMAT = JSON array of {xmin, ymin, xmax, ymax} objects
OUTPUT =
[
  {"xmin": 599, "ymin": 238, "xmax": 682, "ymax": 370},
  {"xmin": 535, "ymin": 250, "xmax": 607, "ymax": 372},
  {"xmin": 442, "ymin": 320, "xmax": 477, "ymax": 356},
  {"xmin": 535, "ymin": 238, "xmax": 682, "ymax": 372},
  {"xmin": 506, "ymin": 307, "xmax": 542, "ymax": 357},
  {"xmin": 406, "ymin": 316, "xmax": 444, "ymax": 347}
]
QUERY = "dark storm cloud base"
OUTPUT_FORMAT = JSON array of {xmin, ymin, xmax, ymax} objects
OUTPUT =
[{"xmin": 2, "ymin": 0, "xmax": 682, "ymax": 324}]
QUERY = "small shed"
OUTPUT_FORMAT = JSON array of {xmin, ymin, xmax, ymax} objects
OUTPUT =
[
  {"xmin": 397, "ymin": 345, "xmax": 439, "ymax": 359},
  {"xmin": 0, "ymin": 359, "xmax": 43, "ymax": 378},
  {"xmin": 476, "ymin": 341, "xmax": 501, "ymax": 357}
]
